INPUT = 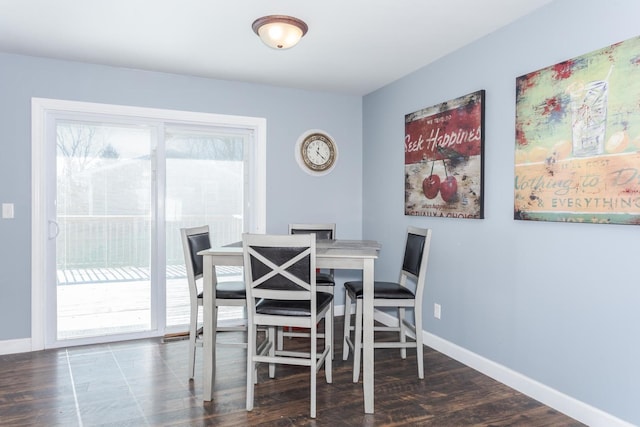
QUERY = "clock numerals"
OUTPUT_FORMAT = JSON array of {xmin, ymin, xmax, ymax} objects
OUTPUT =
[{"xmin": 307, "ymin": 140, "xmax": 330, "ymax": 165}]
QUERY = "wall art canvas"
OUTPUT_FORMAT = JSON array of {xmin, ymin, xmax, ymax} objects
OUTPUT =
[
  {"xmin": 405, "ymin": 90, "xmax": 485, "ymax": 219},
  {"xmin": 515, "ymin": 35, "xmax": 640, "ymax": 225}
]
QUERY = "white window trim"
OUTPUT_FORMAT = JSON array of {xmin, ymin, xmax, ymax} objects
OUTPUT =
[{"xmin": 31, "ymin": 97, "xmax": 266, "ymax": 351}]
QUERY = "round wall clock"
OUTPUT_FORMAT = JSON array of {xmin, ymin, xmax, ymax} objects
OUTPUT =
[{"xmin": 295, "ymin": 130, "xmax": 338, "ymax": 176}]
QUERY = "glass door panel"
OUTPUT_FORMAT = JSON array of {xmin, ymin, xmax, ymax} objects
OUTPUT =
[
  {"xmin": 55, "ymin": 121, "xmax": 154, "ymax": 340},
  {"xmin": 165, "ymin": 128, "xmax": 246, "ymax": 331}
]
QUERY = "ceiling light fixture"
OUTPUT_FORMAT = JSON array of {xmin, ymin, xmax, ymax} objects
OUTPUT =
[{"xmin": 252, "ymin": 15, "xmax": 308, "ymax": 50}]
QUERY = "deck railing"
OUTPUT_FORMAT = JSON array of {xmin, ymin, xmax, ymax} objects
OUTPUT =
[{"xmin": 56, "ymin": 215, "xmax": 243, "ymax": 270}]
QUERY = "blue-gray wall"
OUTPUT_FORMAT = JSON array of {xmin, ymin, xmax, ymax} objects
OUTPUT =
[
  {"xmin": 0, "ymin": 53, "xmax": 363, "ymax": 341},
  {"xmin": 363, "ymin": 0, "xmax": 639, "ymax": 424}
]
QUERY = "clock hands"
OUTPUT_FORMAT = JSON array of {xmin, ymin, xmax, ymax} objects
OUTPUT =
[{"xmin": 315, "ymin": 147, "xmax": 327, "ymax": 161}]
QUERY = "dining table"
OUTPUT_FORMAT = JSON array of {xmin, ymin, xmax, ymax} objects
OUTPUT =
[{"xmin": 199, "ymin": 238, "xmax": 381, "ymax": 414}]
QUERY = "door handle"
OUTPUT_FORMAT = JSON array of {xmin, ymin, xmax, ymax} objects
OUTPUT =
[{"xmin": 48, "ymin": 220, "xmax": 60, "ymax": 240}]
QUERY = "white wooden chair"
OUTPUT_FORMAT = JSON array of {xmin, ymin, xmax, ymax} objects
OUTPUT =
[
  {"xmin": 243, "ymin": 233, "xmax": 332, "ymax": 419},
  {"xmin": 343, "ymin": 226, "xmax": 432, "ymax": 382},
  {"xmin": 180, "ymin": 225, "xmax": 247, "ymax": 380}
]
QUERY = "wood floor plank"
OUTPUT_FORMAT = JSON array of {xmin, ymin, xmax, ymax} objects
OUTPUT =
[{"xmin": 0, "ymin": 317, "xmax": 585, "ymax": 426}]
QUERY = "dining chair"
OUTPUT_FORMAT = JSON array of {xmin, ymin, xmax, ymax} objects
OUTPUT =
[
  {"xmin": 342, "ymin": 226, "xmax": 432, "ymax": 382},
  {"xmin": 285, "ymin": 223, "xmax": 336, "ymax": 358},
  {"xmin": 180, "ymin": 225, "xmax": 247, "ymax": 380},
  {"xmin": 243, "ymin": 232, "xmax": 332, "ymax": 419}
]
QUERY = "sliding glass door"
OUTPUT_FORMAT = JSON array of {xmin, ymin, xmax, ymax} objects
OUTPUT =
[{"xmin": 35, "ymin": 99, "xmax": 266, "ymax": 349}]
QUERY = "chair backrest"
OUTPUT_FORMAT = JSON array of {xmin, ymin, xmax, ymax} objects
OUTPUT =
[
  {"xmin": 180, "ymin": 225, "xmax": 211, "ymax": 300},
  {"xmin": 288, "ymin": 223, "xmax": 335, "ymax": 241},
  {"xmin": 399, "ymin": 226, "xmax": 432, "ymax": 300},
  {"xmin": 289, "ymin": 224, "xmax": 335, "ymax": 277},
  {"xmin": 242, "ymin": 233, "xmax": 317, "ymax": 318}
]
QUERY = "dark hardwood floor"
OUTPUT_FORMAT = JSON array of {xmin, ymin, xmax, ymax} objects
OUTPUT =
[{"xmin": 0, "ymin": 317, "xmax": 584, "ymax": 426}]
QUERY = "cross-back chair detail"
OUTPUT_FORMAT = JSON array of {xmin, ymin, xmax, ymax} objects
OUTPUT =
[
  {"xmin": 286, "ymin": 223, "xmax": 336, "ymax": 358},
  {"xmin": 243, "ymin": 233, "xmax": 332, "ymax": 419}
]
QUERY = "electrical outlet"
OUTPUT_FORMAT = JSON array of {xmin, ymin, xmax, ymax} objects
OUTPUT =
[{"xmin": 434, "ymin": 303, "xmax": 441, "ymax": 319}]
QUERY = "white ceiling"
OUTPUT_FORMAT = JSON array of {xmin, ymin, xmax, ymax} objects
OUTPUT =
[{"xmin": 0, "ymin": 0, "xmax": 554, "ymax": 96}]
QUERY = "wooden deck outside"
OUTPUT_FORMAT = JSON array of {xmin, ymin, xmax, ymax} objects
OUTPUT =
[{"xmin": 57, "ymin": 265, "xmax": 243, "ymax": 340}]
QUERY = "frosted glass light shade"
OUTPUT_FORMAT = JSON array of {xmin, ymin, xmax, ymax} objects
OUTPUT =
[{"xmin": 252, "ymin": 15, "xmax": 308, "ymax": 50}]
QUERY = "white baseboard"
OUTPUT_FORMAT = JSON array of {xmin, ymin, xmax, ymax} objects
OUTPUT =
[
  {"xmin": 372, "ymin": 310, "xmax": 634, "ymax": 427},
  {"xmin": 0, "ymin": 338, "xmax": 32, "ymax": 355}
]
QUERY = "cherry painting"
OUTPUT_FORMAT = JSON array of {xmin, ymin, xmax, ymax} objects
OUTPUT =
[{"xmin": 405, "ymin": 90, "xmax": 485, "ymax": 219}]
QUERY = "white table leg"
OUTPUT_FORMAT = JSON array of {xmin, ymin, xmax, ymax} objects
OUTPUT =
[
  {"xmin": 203, "ymin": 256, "xmax": 217, "ymax": 401},
  {"xmin": 362, "ymin": 258, "xmax": 374, "ymax": 413}
]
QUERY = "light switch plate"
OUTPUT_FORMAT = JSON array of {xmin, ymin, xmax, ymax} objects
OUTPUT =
[{"xmin": 2, "ymin": 203, "xmax": 15, "ymax": 219}]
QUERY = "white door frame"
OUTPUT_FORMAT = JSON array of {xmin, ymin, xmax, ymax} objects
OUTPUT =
[{"xmin": 31, "ymin": 98, "xmax": 266, "ymax": 350}]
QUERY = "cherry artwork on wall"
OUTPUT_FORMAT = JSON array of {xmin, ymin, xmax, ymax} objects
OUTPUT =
[{"xmin": 404, "ymin": 90, "xmax": 485, "ymax": 219}]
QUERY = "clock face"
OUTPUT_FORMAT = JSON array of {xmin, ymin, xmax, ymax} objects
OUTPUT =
[{"xmin": 299, "ymin": 132, "xmax": 337, "ymax": 173}]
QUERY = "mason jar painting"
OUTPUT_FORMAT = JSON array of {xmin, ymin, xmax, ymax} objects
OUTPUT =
[{"xmin": 515, "ymin": 36, "xmax": 640, "ymax": 225}]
